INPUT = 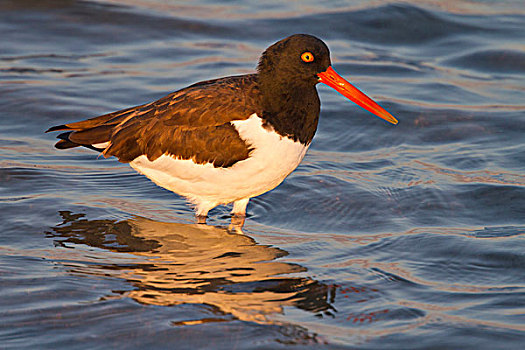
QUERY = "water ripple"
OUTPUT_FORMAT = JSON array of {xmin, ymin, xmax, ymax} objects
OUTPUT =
[{"xmin": 2, "ymin": 0, "xmax": 525, "ymax": 348}]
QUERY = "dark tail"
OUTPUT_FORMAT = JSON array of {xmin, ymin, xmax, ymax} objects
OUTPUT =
[
  {"xmin": 52, "ymin": 131, "xmax": 104, "ymax": 151},
  {"xmin": 47, "ymin": 119, "xmax": 117, "ymax": 152},
  {"xmin": 46, "ymin": 124, "xmax": 71, "ymax": 133},
  {"xmin": 46, "ymin": 104, "xmax": 142, "ymax": 152}
]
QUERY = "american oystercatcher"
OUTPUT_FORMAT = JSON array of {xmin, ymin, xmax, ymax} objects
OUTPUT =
[{"xmin": 47, "ymin": 34, "xmax": 397, "ymax": 224}]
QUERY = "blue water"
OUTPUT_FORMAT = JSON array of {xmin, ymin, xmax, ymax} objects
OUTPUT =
[{"xmin": 1, "ymin": 0, "xmax": 524, "ymax": 348}]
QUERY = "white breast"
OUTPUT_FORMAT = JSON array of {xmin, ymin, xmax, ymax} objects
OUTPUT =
[{"xmin": 129, "ymin": 114, "xmax": 309, "ymax": 209}]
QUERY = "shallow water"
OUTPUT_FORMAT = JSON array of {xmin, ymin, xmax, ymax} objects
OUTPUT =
[{"xmin": 1, "ymin": 0, "xmax": 524, "ymax": 348}]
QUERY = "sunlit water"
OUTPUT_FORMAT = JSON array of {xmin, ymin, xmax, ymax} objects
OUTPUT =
[{"xmin": 1, "ymin": 0, "xmax": 524, "ymax": 349}]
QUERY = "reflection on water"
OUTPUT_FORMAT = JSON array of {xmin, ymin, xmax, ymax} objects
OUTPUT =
[{"xmin": 47, "ymin": 211, "xmax": 336, "ymax": 325}]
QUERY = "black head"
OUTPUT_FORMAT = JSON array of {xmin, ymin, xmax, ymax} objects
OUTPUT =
[
  {"xmin": 257, "ymin": 34, "xmax": 331, "ymax": 87},
  {"xmin": 256, "ymin": 34, "xmax": 398, "ymax": 142}
]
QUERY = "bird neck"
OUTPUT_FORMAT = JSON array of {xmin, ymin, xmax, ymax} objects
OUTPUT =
[{"xmin": 257, "ymin": 76, "xmax": 320, "ymax": 145}]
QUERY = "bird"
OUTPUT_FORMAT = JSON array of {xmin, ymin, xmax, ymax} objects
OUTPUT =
[{"xmin": 47, "ymin": 34, "xmax": 398, "ymax": 225}]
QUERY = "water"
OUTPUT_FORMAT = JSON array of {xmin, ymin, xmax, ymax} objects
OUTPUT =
[{"xmin": 1, "ymin": 0, "xmax": 524, "ymax": 348}]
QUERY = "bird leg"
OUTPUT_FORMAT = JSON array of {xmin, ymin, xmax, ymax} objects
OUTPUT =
[
  {"xmin": 230, "ymin": 198, "xmax": 249, "ymax": 229},
  {"xmin": 232, "ymin": 198, "xmax": 249, "ymax": 217},
  {"xmin": 195, "ymin": 201, "xmax": 214, "ymax": 224}
]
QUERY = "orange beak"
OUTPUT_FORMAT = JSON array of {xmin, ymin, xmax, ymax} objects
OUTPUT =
[{"xmin": 318, "ymin": 66, "xmax": 398, "ymax": 125}]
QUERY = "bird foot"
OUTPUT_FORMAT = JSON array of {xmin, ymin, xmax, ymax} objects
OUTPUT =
[{"xmin": 196, "ymin": 215, "xmax": 208, "ymax": 224}]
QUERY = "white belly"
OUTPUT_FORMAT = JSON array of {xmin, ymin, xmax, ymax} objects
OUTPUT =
[{"xmin": 129, "ymin": 114, "xmax": 309, "ymax": 208}]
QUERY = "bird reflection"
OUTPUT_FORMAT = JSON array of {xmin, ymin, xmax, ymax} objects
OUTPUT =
[{"xmin": 47, "ymin": 211, "xmax": 336, "ymax": 324}]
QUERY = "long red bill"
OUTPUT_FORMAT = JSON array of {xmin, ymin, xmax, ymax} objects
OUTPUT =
[{"xmin": 318, "ymin": 66, "xmax": 398, "ymax": 125}]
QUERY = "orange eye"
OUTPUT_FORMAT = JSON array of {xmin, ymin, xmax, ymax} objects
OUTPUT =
[{"xmin": 301, "ymin": 52, "xmax": 314, "ymax": 63}]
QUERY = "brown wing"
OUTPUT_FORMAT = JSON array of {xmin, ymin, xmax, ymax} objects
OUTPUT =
[{"xmin": 47, "ymin": 74, "xmax": 262, "ymax": 167}]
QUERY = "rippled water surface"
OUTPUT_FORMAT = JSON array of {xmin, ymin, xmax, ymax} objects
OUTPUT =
[{"xmin": 1, "ymin": 0, "xmax": 524, "ymax": 348}]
